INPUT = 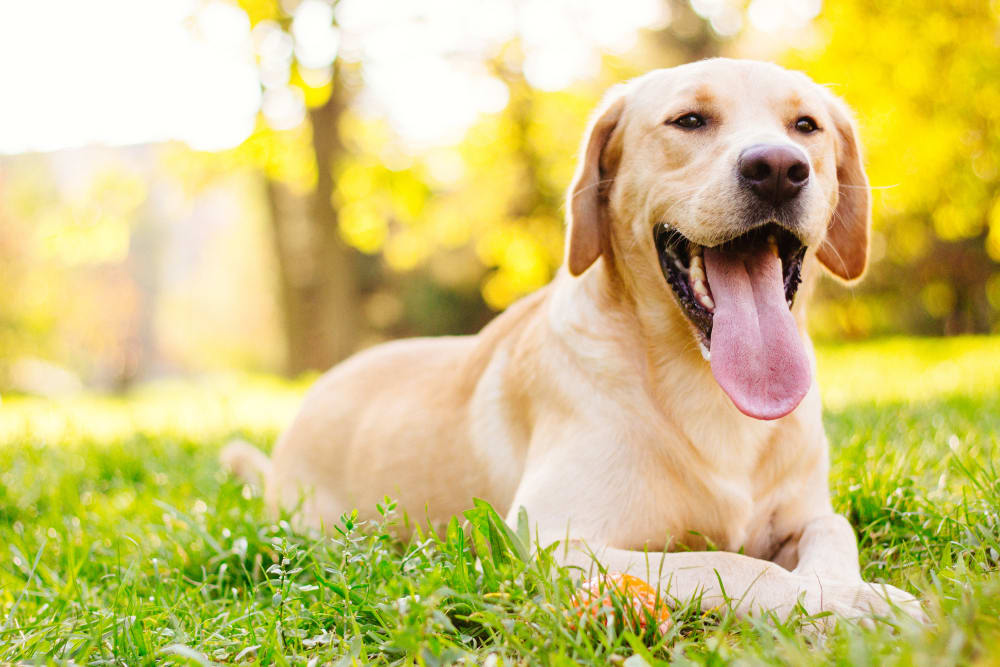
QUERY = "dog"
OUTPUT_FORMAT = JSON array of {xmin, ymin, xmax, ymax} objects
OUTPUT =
[{"xmin": 224, "ymin": 59, "xmax": 925, "ymax": 625}]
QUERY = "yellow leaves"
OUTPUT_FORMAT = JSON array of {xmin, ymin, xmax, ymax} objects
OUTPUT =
[
  {"xmin": 339, "ymin": 112, "xmax": 399, "ymax": 161},
  {"xmin": 792, "ymin": 0, "xmax": 1000, "ymax": 333},
  {"xmin": 391, "ymin": 176, "xmax": 427, "ymax": 224},
  {"xmin": 971, "ymin": 149, "xmax": 998, "ymax": 182},
  {"xmin": 809, "ymin": 299, "xmax": 875, "ymax": 340},
  {"xmin": 21, "ymin": 165, "xmax": 148, "ymax": 267},
  {"xmin": 338, "ymin": 201, "xmax": 387, "ymax": 254},
  {"xmin": 461, "ymin": 115, "xmax": 519, "ymax": 170},
  {"xmin": 973, "ymin": 86, "xmax": 1000, "ymax": 121},
  {"xmin": 986, "ymin": 274, "xmax": 1000, "ymax": 312},
  {"xmin": 336, "ymin": 162, "xmax": 377, "ymax": 201},
  {"xmin": 888, "ymin": 223, "xmax": 929, "ymax": 263},
  {"xmin": 426, "ymin": 206, "xmax": 472, "ymax": 248},
  {"xmin": 481, "ymin": 273, "xmax": 522, "ymax": 312},
  {"xmin": 795, "ymin": 1, "xmax": 997, "ymax": 209},
  {"xmin": 229, "ymin": 121, "xmax": 317, "ymax": 193},
  {"xmin": 498, "ymin": 234, "xmax": 550, "ymax": 285},
  {"xmin": 334, "ymin": 81, "xmax": 586, "ymax": 312},
  {"xmin": 918, "ymin": 11, "xmax": 959, "ymax": 47},
  {"xmin": 335, "ymin": 159, "xmax": 431, "ymax": 263},
  {"xmin": 892, "ymin": 57, "xmax": 928, "ymax": 99},
  {"xmin": 290, "ymin": 64, "xmax": 333, "ymax": 109},
  {"xmin": 987, "ymin": 197, "xmax": 1000, "ymax": 262},
  {"xmin": 990, "ymin": 234, "xmax": 1000, "ymax": 280},
  {"xmin": 933, "ymin": 203, "xmax": 981, "ymax": 241},
  {"xmin": 384, "ymin": 231, "xmax": 430, "ymax": 271},
  {"xmin": 477, "ymin": 221, "xmax": 555, "ymax": 310},
  {"xmin": 335, "ymin": 160, "xmax": 428, "ymax": 221},
  {"xmin": 921, "ymin": 281, "xmax": 956, "ymax": 319},
  {"xmin": 39, "ymin": 212, "xmax": 131, "ymax": 266},
  {"xmin": 235, "ymin": 0, "xmax": 281, "ymax": 26}
]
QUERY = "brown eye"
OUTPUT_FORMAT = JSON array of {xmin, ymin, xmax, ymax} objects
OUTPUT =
[
  {"xmin": 673, "ymin": 113, "xmax": 706, "ymax": 129},
  {"xmin": 795, "ymin": 116, "xmax": 818, "ymax": 133}
]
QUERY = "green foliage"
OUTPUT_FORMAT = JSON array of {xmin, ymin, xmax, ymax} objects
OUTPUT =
[
  {"xmin": 789, "ymin": 0, "xmax": 1000, "ymax": 337},
  {"xmin": 1, "ymin": 338, "xmax": 999, "ymax": 663},
  {"xmin": 332, "ymin": 78, "xmax": 603, "ymax": 312},
  {"xmin": 0, "ymin": 157, "xmax": 148, "ymax": 373}
]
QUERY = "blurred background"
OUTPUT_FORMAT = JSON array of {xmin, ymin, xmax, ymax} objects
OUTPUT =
[{"xmin": 1, "ymin": 0, "xmax": 997, "ymax": 395}]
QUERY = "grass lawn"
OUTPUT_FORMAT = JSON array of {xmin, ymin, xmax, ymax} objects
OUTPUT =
[{"xmin": 1, "ymin": 336, "xmax": 999, "ymax": 665}]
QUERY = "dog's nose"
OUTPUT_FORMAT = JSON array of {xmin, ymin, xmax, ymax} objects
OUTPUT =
[{"xmin": 737, "ymin": 144, "xmax": 809, "ymax": 206}]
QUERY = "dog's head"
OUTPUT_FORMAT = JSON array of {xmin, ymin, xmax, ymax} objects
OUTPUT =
[{"xmin": 566, "ymin": 59, "xmax": 870, "ymax": 420}]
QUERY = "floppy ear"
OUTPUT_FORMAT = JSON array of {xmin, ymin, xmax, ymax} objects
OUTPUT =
[
  {"xmin": 566, "ymin": 93, "xmax": 625, "ymax": 276},
  {"xmin": 816, "ymin": 94, "xmax": 871, "ymax": 281}
]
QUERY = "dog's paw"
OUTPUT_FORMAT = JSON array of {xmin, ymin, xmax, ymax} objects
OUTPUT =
[{"xmin": 801, "ymin": 579, "xmax": 928, "ymax": 629}]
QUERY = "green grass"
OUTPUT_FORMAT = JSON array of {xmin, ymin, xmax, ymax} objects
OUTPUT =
[{"xmin": 1, "ymin": 336, "xmax": 999, "ymax": 665}]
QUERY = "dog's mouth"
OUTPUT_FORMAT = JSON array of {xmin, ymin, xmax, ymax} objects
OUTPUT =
[
  {"xmin": 654, "ymin": 222, "xmax": 810, "ymax": 420},
  {"xmin": 654, "ymin": 222, "xmax": 806, "ymax": 346}
]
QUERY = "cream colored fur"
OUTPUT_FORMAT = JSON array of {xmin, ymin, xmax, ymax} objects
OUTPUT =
[{"xmin": 222, "ymin": 59, "xmax": 924, "ymax": 626}]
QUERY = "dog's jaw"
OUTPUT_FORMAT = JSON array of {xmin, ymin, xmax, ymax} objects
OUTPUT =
[{"xmin": 653, "ymin": 222, "xmax": 811, "ymax": 419}]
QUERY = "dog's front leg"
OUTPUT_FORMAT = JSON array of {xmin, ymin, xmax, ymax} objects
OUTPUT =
[
  {"xmin": 561, "ymin": 543, "xmax": 806, "ymax": 619},
  {"xmin": 792, "ymin": 513, "xmax": 861, "ymax": 582},
  {"xmin": 789, "ymin": 513, "xmax": 927, "ymax": 623},
  {"xmin": 556, "ymin": 541, "xmax": 894, "ymax": 624}
]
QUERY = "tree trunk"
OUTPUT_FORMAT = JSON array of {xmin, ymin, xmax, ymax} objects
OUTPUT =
[{"xmin": 265, "ymin": 66, "xmax": 362, "ymax": 375}]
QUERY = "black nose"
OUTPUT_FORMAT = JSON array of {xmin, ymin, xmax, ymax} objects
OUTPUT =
[{"xmin": 738, "ymin": 144, "xmax": 810, "ymax": 206}]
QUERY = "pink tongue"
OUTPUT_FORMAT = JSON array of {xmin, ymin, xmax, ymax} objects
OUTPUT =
[{"xmin": 703, "ymin": 245, "xmax": 811, "ymax": 420}]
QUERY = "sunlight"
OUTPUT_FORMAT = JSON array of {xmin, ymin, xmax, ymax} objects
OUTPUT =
[
  {"xmin": 0, "ymin": 0, "xmax": 259, "ymax": 153},
  {"xmin": 746, "ymin": 0, "xmax": 821, "ymax": 33},
  {"xmin": 0, "ymin": 0, "xmax": 667, "ymax": 154},
  {"xmin": 338, "ymin": 0, "xmax": 667, "ymax": 144},
  {"xmin": 292, "ymin": 0, "xmax": 340, "ymax": 69}
]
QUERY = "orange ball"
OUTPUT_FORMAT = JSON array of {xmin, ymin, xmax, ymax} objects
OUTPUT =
[{"xmin": 570, "ymin": 571, "xmax": 672, "ymax": 634}]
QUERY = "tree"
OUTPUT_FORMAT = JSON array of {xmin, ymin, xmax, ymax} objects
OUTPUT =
[
  {"xmin": 787, "ymin": 0, "xmax": 1000, "ymax": 336},
  {"xmin": 238, "ymin": 0, "xmax": 364, "ymax": 374},
  {"xmin": 264, "ymin": 62, "xmax": 362, "ymax": 373},
  {"xmin": 328, "ymin": 5, "xmax": 729, "ymax": 317}
]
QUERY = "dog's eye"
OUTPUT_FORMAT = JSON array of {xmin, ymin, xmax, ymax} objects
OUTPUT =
[
  {"xmin": 794, "ymin": 116, "xmax": 819, "ymax": 133},
  {"xmin": 672, "ymin": 113, "xmax": 705, "ymax": 129}
]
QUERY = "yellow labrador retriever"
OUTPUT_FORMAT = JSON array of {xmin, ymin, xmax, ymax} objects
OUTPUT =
[{"xmin": 225, "ymin": 59, "xmax": 924, "ymax": 623}]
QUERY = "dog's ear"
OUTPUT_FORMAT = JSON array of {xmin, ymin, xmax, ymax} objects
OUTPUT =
[
  {"xmin": 566, "ymin": 92, "xmax": 626, "ymax": 276},
  {"xmin": 816, "ymin": 93, "xmax": 871, "ymax": 281}
]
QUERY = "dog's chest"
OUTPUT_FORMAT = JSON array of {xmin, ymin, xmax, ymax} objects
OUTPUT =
[
  {"xmin": 620, "ymin": 417, "xmax": 790, "ymax": 557},
  {"xmin": 631, "ymin": 468, "xmax": 760, "ymax": 554}
]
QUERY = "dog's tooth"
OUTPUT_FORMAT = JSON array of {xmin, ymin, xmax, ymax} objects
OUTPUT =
[
  {"xmin": 698, "ymin": 294, "xmax": 715, "ymax": 311},
  {"xmin": 693, "ymin": 279, "xmax": 709, "ymax": 295},
  {"xmin": 689, "ymin": 254, "xmax": 705, "ymax": 282}
]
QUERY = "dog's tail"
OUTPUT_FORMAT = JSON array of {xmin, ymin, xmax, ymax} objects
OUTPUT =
[{"xmin": 220, "ymin": 439, "xmax": 272, "ymax": 488}]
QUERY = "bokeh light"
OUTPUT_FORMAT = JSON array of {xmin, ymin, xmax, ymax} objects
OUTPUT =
[{"xmin": 0, "ymin": 0, "xmax": 996, "ymax": 392}]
